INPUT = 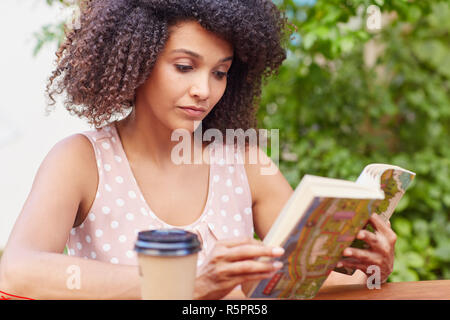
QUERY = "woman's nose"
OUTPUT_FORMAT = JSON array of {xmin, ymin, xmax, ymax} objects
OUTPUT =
[{"xmin": 189, "ymin": 74, "xmax": 210, "ymax": 101}]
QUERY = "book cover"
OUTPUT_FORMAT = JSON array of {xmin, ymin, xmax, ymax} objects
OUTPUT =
[{"xmin": 249, "ymin": 196, "xmax": 377, "ymax": 299}]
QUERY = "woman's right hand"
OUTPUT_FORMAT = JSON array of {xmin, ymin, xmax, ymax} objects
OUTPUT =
[{"xmin": 193, "ymin": 237, "xmax": 284, "ymax": 300}]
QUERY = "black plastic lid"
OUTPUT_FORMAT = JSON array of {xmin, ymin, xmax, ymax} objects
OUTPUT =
[{"xmin": 134, "ymin": 229, "xmax": 201, "ymax": 256}]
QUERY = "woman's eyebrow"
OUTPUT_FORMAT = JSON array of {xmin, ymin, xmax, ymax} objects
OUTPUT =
[{"xmin": 170, "ymin": 48, "xmax": 233, "ymax": 63}]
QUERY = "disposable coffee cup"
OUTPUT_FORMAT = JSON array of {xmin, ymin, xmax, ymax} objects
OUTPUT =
[{"xmin": 134, "ymin": 229, "xmax": 201, "ymax": 300}]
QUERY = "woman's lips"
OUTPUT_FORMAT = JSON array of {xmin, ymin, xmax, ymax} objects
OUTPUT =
[{"xmin": 179, "ymin": 106, "xmax": 206, "ymax": 117}]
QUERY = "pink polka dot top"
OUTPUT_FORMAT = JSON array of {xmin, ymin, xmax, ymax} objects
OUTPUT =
[{"xmin": 66, "ymin": 122, "xmax": 254, "ymax": 274}]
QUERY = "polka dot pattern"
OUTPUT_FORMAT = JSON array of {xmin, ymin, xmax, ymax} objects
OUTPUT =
[{"xmin": 66, "ymin": 124, "xmax": 253, "ymax": 276}]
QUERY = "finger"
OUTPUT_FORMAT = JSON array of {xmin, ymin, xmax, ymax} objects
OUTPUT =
[
  {"xmin": 239, "ymin": 270, "xmax": 280, "ymax": 283},
  {"xmin": 218, "ymin": 237, "xmax": 261, "ymax": 248},
  {"xmin": 225, "ymin": 270, "xmax": 281, "ymax": 290},
  {"xmin": 342, "ymin": 247, "xmax": 383, "ymax": 266},
  {"xmin": 224, "ymin": 244, "xmax": 284, "ymax": 262},
  {"xmin": 338, "ymin": 256, "xmax": 360, "ymax": 265},
  {"xmin": 338, "ymin": 259, "xmax": 390, "ymax": 283},
  {"xmin": 369, "ymin": 214, "xmax": 397, "ymax": 244},
  {"xmin": 356, "ymin": 229, "xmax": 380, "ymax": 251},
  {"xmin": 337, "ymin": 259, "xmax": 371, "ymax": 273},
  {"xmin": 369, "ymin": 214, "xmax": 390, "ymax": 233},
  {"xmin": 218, "ymin": 259, "xmax": 283, "ymax": 277},
  {"xmin": 357, "ymin": 228, "xmax": 394, "ymax": 258}
]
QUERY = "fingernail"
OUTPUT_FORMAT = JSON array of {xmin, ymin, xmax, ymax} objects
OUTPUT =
[
  {"xmin": 358, "ymin": 233, "xmax": 365, "ymax": 240},
  {"xmin": 273, "ymin": 261, "xmax": 283, "ymax": 269},
  {"xmin": 337, "ymin": 262, "xmax": 343, "ymax": 268},
  {"xmin": 272, "ymin": 247, "xmax": 285, "ymax": 255},
  {"xmin": 344, "ymin": 249, "xmax": 352, "ymax": 256}
]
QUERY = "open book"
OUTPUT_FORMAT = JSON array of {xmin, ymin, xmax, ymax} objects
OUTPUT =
[{"xmin": 244, "ymin": 164, "xmax": 415, "ymax": 299}]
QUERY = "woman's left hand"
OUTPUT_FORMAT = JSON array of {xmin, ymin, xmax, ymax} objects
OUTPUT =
[{"xmin": 337, "ymin": 213, "xmax": 397, "ymax": 284}]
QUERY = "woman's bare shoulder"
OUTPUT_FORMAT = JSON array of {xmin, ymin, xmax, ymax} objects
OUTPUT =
[
  {"xmin": 3, "ymin": 134, "xmax": 99, "ymax": 255},
  {"xmin": 37, "ymin": 133, "xmax": 98, "ymax": 225},
  {"xmin": 48, "ymin": 133, "xmax": 98, "ymax": 183},
  {"xmin": 58, "ymin": 133, "xmax": 99, "ymax": 225}
]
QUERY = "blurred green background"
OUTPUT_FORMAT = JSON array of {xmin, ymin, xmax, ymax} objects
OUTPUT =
[{"xmin": 33, "ymin": 0, "xmax": 449, "ymax": 282}]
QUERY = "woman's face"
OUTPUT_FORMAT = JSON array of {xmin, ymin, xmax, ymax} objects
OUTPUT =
[{"xmin": 135, "ymin": 20, "xmax": 233, "ymax": 133}]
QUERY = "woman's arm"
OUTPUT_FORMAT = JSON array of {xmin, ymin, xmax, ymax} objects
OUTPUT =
[
  {"xmin": 243, "ymin": 145, "xmax": 293, "ymax": 240},
  {"xmin": 1, "ymin": 250, "xmax": 140, "ymax": 299},
  {"xmin": 0, "ymin": 134, "xmax": 141, "ymax": 299}
]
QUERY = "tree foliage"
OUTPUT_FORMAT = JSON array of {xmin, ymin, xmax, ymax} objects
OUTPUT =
[{"xmin": 260, "ymin": 0, "xmax": 450, "ymax": 281}]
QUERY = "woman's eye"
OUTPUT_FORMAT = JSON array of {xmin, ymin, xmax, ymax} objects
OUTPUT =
[
  {"xmin": 175, "ymin": 64, "xmax": 227, "ymax": 80},
  {"xmin": 175, "ymin": 64, "xmax": 193, "ymax": 72},
  {"xmin": 215, "ymin": 71, "xmax": 227, "ymax": 80}
]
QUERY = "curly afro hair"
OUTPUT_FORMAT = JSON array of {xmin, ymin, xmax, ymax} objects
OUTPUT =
[{"xmin": 46, "ymin": 0, "xmax": 292, "ymax": 132}]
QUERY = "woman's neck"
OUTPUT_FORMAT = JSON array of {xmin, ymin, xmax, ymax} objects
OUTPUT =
[{"xmin": 115, "ymin": 108, "xmax": 204, "ymax": 171}]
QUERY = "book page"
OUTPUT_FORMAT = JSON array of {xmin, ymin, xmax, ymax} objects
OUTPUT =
[{"xmin": 356, "ymin": 164, "xmax": 416, "ymax": 221}]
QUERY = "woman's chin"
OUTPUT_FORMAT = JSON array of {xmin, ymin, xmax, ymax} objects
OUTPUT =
[{"xmin": 171, "ymin": 119, "xmax": 203, "ymax": 134}]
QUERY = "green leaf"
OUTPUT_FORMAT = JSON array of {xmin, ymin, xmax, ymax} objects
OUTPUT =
[
  {"xmin": 411, "ymin": 236, "xmax": 430, "ymax": 251},
  {"xmin": 402, "ymin": 269, "xmax": 420, "ymax": 281},
  {"xmin": 404, "ymin": 252, "xmax": 425, "ymax": 268},
  {"xmin": 434, "ymin": 244, "xmax": 450, "ymax": 262},
  {"xmin": 412, "ymin": 219, "xmax": 429, "ymax": 235},
  {"xmin": 395, "ymin": 237, "xmax": 410, "ymax": 252},
  {"xmin": 393, "ymin": 217, "xmax": 412, "ymax": 237},
  {"xmin": 412, "ymin": 40, "xmax": 448, "ymax": 71},
  {"xmin": 395, "ymin": 195, "xmax": 409, "ymax": 212},
  {"xmin": 303, "ymin": 33, "xmax": 317, "ymax": 49}
]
